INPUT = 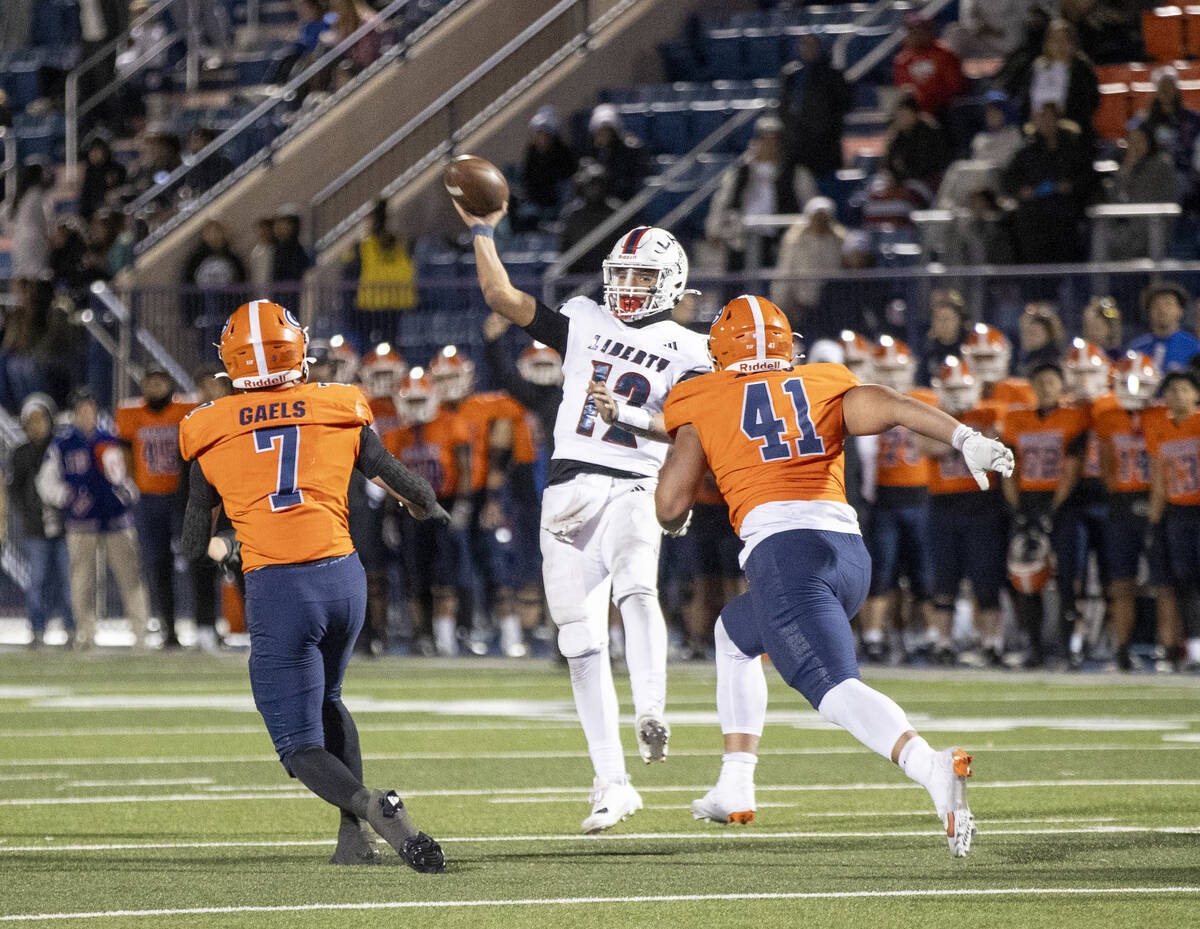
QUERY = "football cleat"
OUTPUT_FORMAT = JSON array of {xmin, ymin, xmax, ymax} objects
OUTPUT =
[
  {"xmin": 635, "ymin": 712, "xmax": 670, "ymax": 764},
  {"xmin": 581, "ymin": 777, "xmax": 643, "ymax": 833},
  {"xmin": 690, "ymin": 786, "xmax": 755, "ymax": 825},
  {"xmin": 928, "ymin": 748, "xmax": 976, "ymax": 858},
  {"xmin": 365, "ymin": 789, "xmax": 447, "ymax": 873},
  {"xmin": 329, "ymin": 820, "xmax": 378, "ymax": 866}
]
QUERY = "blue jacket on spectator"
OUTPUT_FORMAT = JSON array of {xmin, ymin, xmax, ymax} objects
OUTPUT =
[
  {"xmin": 38, "ymin": 425, "xmax": 135, "ymax": 533},
  {"xmin": 1127, "ymin": 329, "xmax": 1200, "ymax": 373}
]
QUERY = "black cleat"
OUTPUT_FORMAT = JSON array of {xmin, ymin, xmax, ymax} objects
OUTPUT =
[
  {"xmin": 329, "ymin": 821, "xmax": 378, "ymax": 866},
  {"xmin": 366, "ymin": 789, "xmax": 446, "ymax": 873},
  {"xmin": 401, "ymin": 832, "xmax": 447, "ymax": 874}
]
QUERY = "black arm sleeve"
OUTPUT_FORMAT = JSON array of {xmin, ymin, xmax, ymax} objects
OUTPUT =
[
  {"xmin": 522, "ymin": 301, "xmax": 569, "ymax": 355},
  {"xmin": 354, "ymin": 426, "xmax": 438, "ymax": 512},
  {"xmin": 180, "ymin": 459, "xmax": 219, "ymax": 562}
]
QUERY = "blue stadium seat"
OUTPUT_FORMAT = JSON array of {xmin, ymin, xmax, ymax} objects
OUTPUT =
[
  {"xmin": 742, "ymin": 30, "xmax": 787, "ymax": 78},
  {"xmin": 691, "ymin": 102, "xmax": 733, "ymax": 144},
  {"xmin": 615, "ymin": 104, "xmax": 651, "ymax": 147},
  {"xmin": 703, "ymin": 30, "xmax": 746, "ymax": 81},
  {"xmin": 842, "ymin": 26, "xmax": 895, "ymax": 83},
  {"xmin": 5, "ymin": 60, "xmax": 41, "ymax": 110},
  {"xmin": 649, "ymin": 102, "xmax": 693, "ymax": 154}
]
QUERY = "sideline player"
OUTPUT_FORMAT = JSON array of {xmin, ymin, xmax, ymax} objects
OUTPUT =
[
  {"xmin": 653, "ymin": 295, "xmax": 1013, "ymax": 857},
  {"xmin": 455, "ymin": 198, "xmax": 709, "ymax": 832},
  {"xmin": 179, "ymin": 300, "xmax": 448, "ymax": 871}
]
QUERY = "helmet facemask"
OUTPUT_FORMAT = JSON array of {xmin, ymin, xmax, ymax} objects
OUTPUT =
[{"xmin": 602, "ymin": 227, "xmax": 692, "ymax": 322}]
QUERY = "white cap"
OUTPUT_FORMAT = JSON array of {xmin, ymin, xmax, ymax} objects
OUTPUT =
[
  {"xmin": 530, "ymin": 105, "xmax": 559, "ymax": 133},
  {"xmin": 588, "ymin": 103, "xmax": 623, "ymax": 134},
  {"xmin": 803, "ymin": 195, "xmax": 836, "ymax": 217},
  {"xmin": 808, "ymin": 339, "xmax": 845, "ymax": 364}
]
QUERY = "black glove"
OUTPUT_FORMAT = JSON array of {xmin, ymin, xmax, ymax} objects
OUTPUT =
[
  {"xmin": 424, "ymin": 501, "xmax": 453, "ymax": 524},
  {"xmin": 209, "ymin": 530, "xmax": 242, "ymax": 577}
]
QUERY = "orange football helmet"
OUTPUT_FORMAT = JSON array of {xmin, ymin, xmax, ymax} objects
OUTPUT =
[
  {"xmin": 396, "ymin": 367, "xmax": 439, "ymax": 425},
  {"xmin": 932, "ymin": 356, "xmax": 981, "ymax": 415},
  {"xmin": 219, "ymin": 299, "xmax": 308, "ymax": 390},
  {"xmin": 873, "ymin": 335, "xmax": 914, "ymax": 392},
  {"xmin": 961, "ymin": 323, "xmax": 1012, "ymax": 385},
  {"xmin": 838, "ymin": 330, "xmax": 874, "ymax": 381},
  {"xmin": 517, "ymin": 341, "xmax": 563, "ymax": 386},
  {"xmin": 708, "ymin": 295, "xmax": 792, "ymax": 372},
  {"xmin": 1063, "ymin": 338, "xmax": 1111, "ymax": 401},
  {"xmin": 360, "ymin": 343, "xmax": 408, "ymax": 400},
  {"xmin": 328, "ymin": 334, "xmax": 361, "ymax": 384},
  {"xmin": 1112, "ymin": 350, "xmax": 1160, "ymax": 411},
  {"xmin": 428, "ymin": 345, "xmax": 475, "ymax": 403}
]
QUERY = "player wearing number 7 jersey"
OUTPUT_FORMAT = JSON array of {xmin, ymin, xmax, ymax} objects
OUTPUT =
[
  {"xmin": 455, "ymin": 198, "xmax": 709, "ymax": 833},
  {"xmin": 179, "ymin": 300, "xmax": 449, "ymax": 872},
  {"xmin": 656, "ymin": 296, "xmax": 1015, "ymax": 857}
]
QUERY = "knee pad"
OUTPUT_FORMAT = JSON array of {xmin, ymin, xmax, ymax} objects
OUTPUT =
[{"xmin": 557, "ymin": 619, "xmax": 605, "ymax": 659}]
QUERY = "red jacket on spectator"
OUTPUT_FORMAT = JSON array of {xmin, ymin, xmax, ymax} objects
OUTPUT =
[{"xmin": 894, "ymin": 42, "xmax": 966, "ymax": 116}]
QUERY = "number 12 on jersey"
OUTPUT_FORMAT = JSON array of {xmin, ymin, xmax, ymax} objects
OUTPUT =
[
  {"xmin": 741, "ymin": 378, "xmax": 825, "ymax": 462},
  {"xmin": 254, "ymin": 425, "xmax": 303, "ymax": 511}
]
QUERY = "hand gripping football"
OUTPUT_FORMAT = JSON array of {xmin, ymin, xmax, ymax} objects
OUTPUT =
[{"xmin": 442, "ymin": 154, "xmax": 509, "ymax": 217}]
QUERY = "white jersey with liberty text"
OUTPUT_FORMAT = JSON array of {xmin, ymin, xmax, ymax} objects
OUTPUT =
[{"xmin": 550, "ymin": 296, "xmax": 710, "ymax": 476}]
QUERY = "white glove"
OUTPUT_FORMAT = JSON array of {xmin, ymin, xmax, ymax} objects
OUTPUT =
[
  {"xmin": 664, "ymin": 509, "xmax": 692, "ymax": 538},
  {"xmin": 953, "ymin": 426, "xmax": 1015, "ymax": 491}
]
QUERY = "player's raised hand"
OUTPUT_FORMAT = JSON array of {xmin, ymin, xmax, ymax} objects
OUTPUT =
[
  {"xmin": 453, "ymin": 199, "xmax": 507, "ymax": 230},
  {"xmin": 959, "ymin": 430, "xmax": 1015, "ymax": 491},
  {"xmin": 588, "ymin": 380, "xmax": 619, "ymax": 425},
  {"xmin": 483, "ymin": 312, "xmax": 511, "ymax": 342}
]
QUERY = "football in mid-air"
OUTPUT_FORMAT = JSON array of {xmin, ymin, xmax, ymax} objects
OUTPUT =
[{"xmin": 442, "ymin": 154, "xmax": 508, "ymax": 217}]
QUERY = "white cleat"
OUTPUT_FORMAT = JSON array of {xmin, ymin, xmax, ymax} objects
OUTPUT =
[
  {"xmin": 690, "ymin": 786, "xmax": 756, "ymax": 825},
  {"xmin": 581, "ymin": 777, "xmax": 643, "ymax": 833},
  {"xmin": 928, "ymin": 747, "xmax": 976, "ymax": 857},
  {"xmin": 635, "ymin": 712, "xmax": 670, "ymax": 764}
]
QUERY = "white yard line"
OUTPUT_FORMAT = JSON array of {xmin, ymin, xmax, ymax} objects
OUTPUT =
[{"xmin": 2, "ymin": 886, "xmax": 1199, "ymax": 921}]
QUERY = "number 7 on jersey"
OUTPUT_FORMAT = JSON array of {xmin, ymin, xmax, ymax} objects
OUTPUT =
[{"xmin": 254, "ymin": 425, "xmax": 304, "ymax": 511}]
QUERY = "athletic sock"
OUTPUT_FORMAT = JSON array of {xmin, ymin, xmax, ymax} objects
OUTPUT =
[
  {"xmin": 716, "ymin": 751, "xmax": 757, "ymax": 794},
  {"xmin": 617, "ymin": 592, "xmax": 667, "ymax": 720},
  {"xmin": 322, "ymin": 699, "xmax": 364, "ymax": 827},
  {"xmin": 897, "ymin": 735, "xmax": 937, "ymax": 789},
  {"xmin": 1188, "ymin": 638, "xmax": 1200, "ymax": 664},
  {"xmin": 433, "ymin": 616, "xmax": 457, "ymax": 655},
  {"xmin": 714, "ymin": 617, "xmax": 767, "ymax": 737},
  {"xmin": 816, "ymin": 678, "xmax": 916, "ymax": 760},
  {"xmin": 567, "ymin": 649, "xmax": 626, "ymax": 784},
  {"xmin": 287, "ymin": 746, "xmax": 371, "ymax": 819}
]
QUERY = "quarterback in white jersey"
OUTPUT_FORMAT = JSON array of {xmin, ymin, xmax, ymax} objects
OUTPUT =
[{"xmin": 455, "ymin": 201, "xmax": 708, "ymax": 833}]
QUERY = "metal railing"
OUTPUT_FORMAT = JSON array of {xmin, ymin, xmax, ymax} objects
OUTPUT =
[
  {"xmin": 841, "ymin": 0, "xmax": 958, "ymax": 84},
  {"xmin": 130, "ymin": 0, "xmax": 470, "ymax": 256},
  {"xmin": 0, "ymin": 407, "xmax": 30, "ymax": 596},
  {"xmin": 65, "ymin": 0, "xmax": 192, "ymax": 173},
  {"xmin": 0, "ymin": 127, "xmax": 16, "ymax": 206},
  {"xmin": 311, "ymin": 0, "xmax": 640, "ymax": 254}
]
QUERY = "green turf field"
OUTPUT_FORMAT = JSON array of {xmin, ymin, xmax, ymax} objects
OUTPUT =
[{"xmin": 1, "ymin": 652, "xmax": 1198, "ymax": 927}]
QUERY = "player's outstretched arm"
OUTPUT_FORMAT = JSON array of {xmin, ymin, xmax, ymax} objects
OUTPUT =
[
  {"xmin": 843, "ymin": 384, "xmax": 1014, "ymax": 490},
  {"xmin": 355, "ymin": 426, "xmax": 450, "ymax": 522},
  {"xmin": 180, "ymin": 460, "xmax": 220, "ymax": 562},
  {"xmin": 454, "ymin": 201, "xmax": 536, "ymax": 327},
  {"xmin": 588, "ymin": 381, "xmax": 673, "ymax": 443},
  {"xmin": 655, "ymin": 424, "xmax": 708, "ymax": 533}
]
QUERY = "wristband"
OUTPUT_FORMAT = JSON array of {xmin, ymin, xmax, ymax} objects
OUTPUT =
[
  {"xmin": 614, "ymin": 403, "xmax": 655, "ymax": 433},
  {"xmin": 951, "ymin": 424, "xmax": 976, "ymax": 451},
  {"xmin": 471, "ymin": 224, "xmax": 494, "ymax": 239}
]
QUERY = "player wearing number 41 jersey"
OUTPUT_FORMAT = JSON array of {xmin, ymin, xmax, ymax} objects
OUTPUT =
[
  {"xmin": 179, "ymin": 300, "xmax": 448, "ymax": 873},
  {"xmin": 457, "ymin": 197, "xmax": 708, "ymax": 833},
  {"xmin": 655, "ymin": 295, "xmax": 1015, "ymax": 857}
]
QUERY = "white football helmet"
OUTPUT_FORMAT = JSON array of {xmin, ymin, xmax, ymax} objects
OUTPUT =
[
  {"xmin": 1063, "ymin": 338, "xmax": 1111, "ymax": 401},
  {"xmin": 1112, "ymin": 351, "xmax": 1160, "ymax": 411},
  {"xmin": 933, "ymin": 356, "xmax": 981, "ymax": 415},
  {"xmin": 517, "ymin": 342, "xmax": 564, "ymax": 386},
  {"xmin": 428, "ymin": 345, "xmax": 475, "ymax": 404},
  {"xmin": 397, "ymin": 367, "xmax": 439, "ymax": 425},
  {"xmin": 602, "ymin": 226, "xmax": 694, "ymax": 321},
  {"xmin": 360, "ymin": 343, "xmax": 408, "ymax": 400},
  {"xmin": 873, "ymin": 335, "xmax": 915, "ymax": 393},
  {"xmin": 838, "ymin": 330, "xmax": 875, "ymax": 382},
  {"xmin": 961, "ymin": 323, "xmax": 1012, "ymax": 386}
]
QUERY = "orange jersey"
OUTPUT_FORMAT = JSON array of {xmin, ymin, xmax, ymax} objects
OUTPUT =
[
  {"xmin": 1078, "ymin": 393, "xmax": 1120, "ymax": 481},
  {"xmin": 987, "ymin": 378, "xmax": 1036, "ymax": 408},
  {"xmin": 1093, "ymin": 404, "xmax": 1159, "ymax": 493},
  {"xmin": 178, "ymin": 382, "xmax": 373, "ymax": 572},
  {"xmin": 1144, "ymin": 408, "xmax": 1200, "ymax": 505},
  {"xmin": 663, "ymin": 363, "xmax": 859, "ymax": 533},
  {"xmin": 383, "ymin": 409, "xmax": 470, "ymax": 500},
  {"xmin": 114, "ymin": 399, "xmax": 192, "ymax": 495},
  {"xmin": 458, "ymin": 391, "xmax": 537, "ymax": 492},
  {"xmin": 1002, "ymin": 405, "xmax": 1089, "ymax": 492},
  {"xmin": 368, "ymin": 396, "xmax": 400, "ymax": 435},
  {"xmin": 875, "ymin": 388, "xmax": 937, "ymax": 488},
  {"xmin": 929, "ymin": 401, "xmax": 1005, "ymax": 495}
]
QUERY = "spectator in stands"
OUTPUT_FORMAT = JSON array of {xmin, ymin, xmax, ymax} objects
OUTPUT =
[
  {"xmin": 1103, "ymin": 122, "xmax": 1179, "ymax": 259},
  {"xmin": 49, "ymin": 219, "xmax": 90, "ymax": 296},
  {"xmin": 249, "ymin": 218, "xmax": 276, "ymax": 289},
  {"xmin": 77, "ymin": 0, "xmax": 130, "ymax": 129},
  {"xmin": 344, "ymin": 198, "xmax": 416, "ymax": 342},
  {"xmin": 946, "ymin": 0, "xmax": 1054, "ymax": 59},
  {"xmin": 8, "ymin": 393, "xmax": 75, "ymax": 648},
  {"xmin": 515, "ymin": 106, "xmax": 578, "ymax": 232},
  {"xmin": 770, "ymin": 196, "xmax": 843, "ymax": 327},
  {"xmin": 79, "ymin": 136, "xmax": 127, "ymax": 221},
  {"xmin": 182, "ymin": 219, "xmax": 248, "ymax": 363},
  {"xmin": 1082, "ymin": 295, "xmax": 1124, "ymax": 360},
  {"xmin": 3, "ymin": 160, "xmax": 54, "ymax": 283},
  {"xmin": 1018, "ymin": 301, "xmax": 1067, "ymax": 375},
  {"xmin": 36, "ymin": 387, "xmax": 150, "ymax": 651},
  {"xmin": 705, "ymin": 115, "xmax": 814, "ymax": 272},
  {"xmin": 272, "ymin": 0, "xmax": 335, "ymax": 84},
  {"xmin": 1058, "ymin": 0, "xmax": 1143, "ymax": 67},
  {"xmin": 0, "ymin": 90, "xmax": 11, "ymax": 130},
  {"xmin": 184, "ymin": 126, "xmax": 234, "ymax": 196},
  {"xmin": 893, "ymin": 15, "xmax": 966, "ymax": 118},
  {"xmin": 130, "ymin": 130, "xmax": 183, "ymax": 196},
  {"xmin": 558, "ymin": 160, "xmax": 623, "ymax": 276},
  {"xmin": 883, "ymin": 94, "xmax": 950, "ymax": 195},
  {"xmin": 1001, "ymin": 101, "xmax": 1095, "ymax": 263},
  {"xmin": 1020, "ymin": 18, "xmax": 1099, "ymax": 134},
  {"xmin": 937, "ymin": 92, "xmax": 1023, "ymax": 209},
  {"xmin": 81, "ymin": 209, "xmax": 128, "ymax": 283},
  {"xmin": 860, "ymin": 170, "xmax": 928, "ymax": 227},
  {"xmin": 777, "ymin": 33, "xmax": 850, "ymax": 211},
  {"xmin": 586, "ymin": 103, "xmax": 642, "ymax": 201},
  {"xmin": 1130, "ymin": 283, "xmax": 1200, "ymax": 373},
  {"xmin": 961, "ymin": 188, "xmax": 1016, "ymax": 264},
  {"xmin": 1139, "ymin": 67, "xmax": 1200, "ymax": 207},
  {"xmin": 918, "ymin": 289, "xmax": 969, "ymax": 387},
  {"xmin": 994, "ymin": 4, "xmax": 1052, "ymax": 100},
  {"xmin": 328, "ymin": 0, "xmax": 385, "ymax": 73},
  {"xmin": 271, "ymin": 206, "xmax": 312, "ymax": 296}
]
